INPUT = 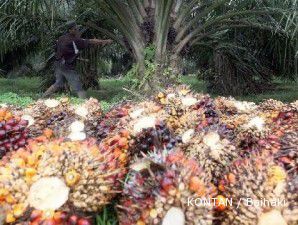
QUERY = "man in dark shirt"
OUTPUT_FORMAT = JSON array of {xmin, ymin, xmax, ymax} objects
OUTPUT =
[{"xmin": 43, "ymin": 21, "xmax": 112, "ymax": 98}]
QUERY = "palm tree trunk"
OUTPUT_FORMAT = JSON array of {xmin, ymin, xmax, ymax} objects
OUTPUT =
[{"xmin": 170, "ymin": 54, "xmax": 182, "ymax": 76}]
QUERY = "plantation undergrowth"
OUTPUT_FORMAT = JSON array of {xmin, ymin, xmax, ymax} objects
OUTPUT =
[{"xmin": 0, "ymin": 77, "xmax": 297, "ymax": 110}]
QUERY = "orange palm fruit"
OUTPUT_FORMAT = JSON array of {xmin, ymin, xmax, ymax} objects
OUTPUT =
[
  {"xmin": 43, "ymin": 129, "xmax": 54, "ymax": 139},
  {"xmin": 215, "ymin": 195, "xmax": 227, "ymax": 211},
  {"xmin": 189, "ymin": 176, "xmax": 202, "ymax": 192},
  {"xmin": 13, "ymin": 204, "xmax": 26, "ymax": 217},
  {"xmin": 6, "ymin": 213, "xmax": 16, "ymax": 223},
  {"xmin": 227, "ymin": 173, "xmax": 236, "ymax": 184}
]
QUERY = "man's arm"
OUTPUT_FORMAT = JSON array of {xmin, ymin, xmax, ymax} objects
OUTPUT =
[{"xmin": 89, "ymin": 39, "xmax": 113, "ymax": 46}]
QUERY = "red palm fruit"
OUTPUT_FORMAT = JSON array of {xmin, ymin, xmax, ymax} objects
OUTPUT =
[
  {"xmin": 30, "ymin": 220, "xmax": 41, "ymax": 225},
  {"xmin": 4, "ymin": 124, "xmax": 12, "ymax": 131},
  {"xmin": 19, "ymin": 119, "xmax": 29, "ymax": 127},
  {"xmin": 6, "ymin": 119, "xmax": 17, "ymax": 126},
  {"xmin": 118, "ymin": 137, "xmax": 128, "ymax": 147},
  {"xmin": 41, "ymin": 219, "xmax": 56, "ymax": 225},
  {"xmin": 30, "ymin": 210, "xmax": 43, "ymax": 221},
  {"xmin": 53, "ymin": 211, "xmax": 68, "ymax": 223},
  {"xmin": 17, "ymin": 139, "xmax": 26, "ymax": 147},
  {"xmin": 161, "ymin": 177, "xmax": 173, "ymax": 192},
  {"xmin": 120, "ymin": 129, "xmax": 129, "ymax": 138},
  {"xmin": 13, "ymin": 125, "xmax": 22, "ymax": 133},
  {"xmin": 68, "ymin": 215, "xmax": 79, "ymax": 225},
  {"xmin": 0, "ymin": 130, "xmax": 6, "ymax": 139},
  {"xmin": 77, "ymin": 218, "xmax": 91, "ymax": 225},
  {"xmin": 4, "ymin": 142, "xmax": 12, "ymax": 150},
  {"xmin": 189, "ymin": 176, "xmax": 201, "ymax": 192}
]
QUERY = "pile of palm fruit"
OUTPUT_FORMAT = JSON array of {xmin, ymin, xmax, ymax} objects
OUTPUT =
[{"xmin": 0, "ymin": 86, "xmax": 297, "ymax": 225}]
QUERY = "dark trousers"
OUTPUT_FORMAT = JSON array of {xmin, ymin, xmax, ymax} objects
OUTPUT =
[{"xmin": 53, "ymin": 62, "xmax": 83, "ymax": 92}]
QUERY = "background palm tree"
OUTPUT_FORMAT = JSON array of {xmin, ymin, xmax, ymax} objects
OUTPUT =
[
  {"xmin": 0, "ymin": 0, "xmax": 297, "ymax": 94},
  {"xmin": 94, "ymin": 0, "xmax": 297, "ymax": 92}
]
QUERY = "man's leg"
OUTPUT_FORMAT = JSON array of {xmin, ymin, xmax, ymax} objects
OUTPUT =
[
  {"xmin": 42, "ymin": 85, "xmax": 60, "ymax": 98},
  {"xmin": 42, "ymin": 63, "xmax": 65, "ymax": 98},
  {"xmin": 63, "ymin": 69, "xmax": 87, "ymax": 99}
]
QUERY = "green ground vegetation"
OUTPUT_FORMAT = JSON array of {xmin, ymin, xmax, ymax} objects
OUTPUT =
[{"xmin": 0, "ymin": 77, "xmax": 297, "ymax": 110}]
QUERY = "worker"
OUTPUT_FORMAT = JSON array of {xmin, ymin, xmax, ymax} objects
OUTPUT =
[{"xmin": 43, "ymin": 21, "xmax": 112, "ymax": 98}]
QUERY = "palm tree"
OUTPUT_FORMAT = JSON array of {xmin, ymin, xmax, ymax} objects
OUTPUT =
[
  {"xmin": 0, "ymin": 0, "xmax": 297, "ymax": 93},
  {"xmin": 0, "ymin": 0, "xmax": 114, "ymax": 91},
  {"xmin": 94, "ymin": 0, "xmax": 297, "ymax": 90}
]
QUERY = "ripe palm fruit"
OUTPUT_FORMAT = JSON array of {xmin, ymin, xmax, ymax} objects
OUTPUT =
[
  {"xmin": 22, "ymin": 99, "xmax": 74, "ymax": 138},
  {"xmin": 258, "ymin": 99, "xmax": 285, "ymax": 112},
  {"xmin": 95, "ymin": 102, "xmax": 132, "ymax": 140},
  {"xmin": 22, "ymin": 98, "xmax": 102, "ymax": 141},
  {"xmin": 155, "ymin": 86, "xmax": 210, "ymax": 135},
  {"xmin": 214, "ymin": 97, "xmax": 257, "ymax": 115},
  {"xmin": 0, "ymin": 108, "xmax": 29, "ymax": 158},
  {"xmin": 117, "ymin": 150, "xmax": 216, "ymax": 225},
  {"xmin": 131, "ymin": 121, "xmax": 178, "ymax": 156},
  {"xmin": 275, "ymin": 130, "xmax": 297, "ymax": 177},
  {"xmin": 0, "ymin": 138, "xmax": 127, "ymax": 223},
  {"xmin": 219, "ymin": 156, "xmax": 297, "ymax": 225},
  {"xmin": 98, "ymin": 130, "xmax": 130, "ymax": 166},
  {"xmin": 235, "ymin": 115, "xmax": 270, "ymax": 152},
  {"xmin": 14, "ymin": 210, "xmax": 92, "ymax": 225},
  {"xmin": 289, "ymin": 100, "xmax": 298, "ymax": 111},
  {"xmin": 182, "ymin": 128, "xmax": 237, "ymax": 184},
  {"xmin": 283, "ymin": 175, "xmax": 298, "ymax": 225},
  {"xmin": 195, "ymin": 95, "xmax": 221, "ymax": 129}
]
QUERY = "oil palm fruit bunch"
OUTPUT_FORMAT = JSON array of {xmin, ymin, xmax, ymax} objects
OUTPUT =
[
  {"xmin": 155, "ymin": 86, "xmax": 209, "ymax": 135},
  {"xmin": 218, "ymin": 156, "xmax": 298, "ymax": 225},
  {"xmin": 0, "ymin": 108, "xmax": 29, "ymax": 158},
  {"xmin": 22, "ymin": 98, "xmax": 103, "ymax": 142},
  {"xmin": 214, "ymin": 97, "xmax": 257, "ymax": 116},
  {"xmin": 130, "ymin": 120, "xmax": 179, "ymax": 157},
  {"xmin": 289, "ymin": 100, "xmax": 298, "ymax": 111},
  {"xmin": 283, "ymin": 175, "xmax": 298, "ymax": 224},
  {"xmin": 98, "ymin": 129, "xmax": 130, "ymax": 166},
  {"xmin": 22, "ymin": 98, "xmax": 74, "ymax": 138},
  {"xmin": 274, "ymin": 130, "xmax": 297, "ymax": 177},
  {"xmin": 0, "ymin": 104, "xmax": 23, "ymax": 116},
  {"xmin": 258, "ymin": 99, "xmax": 285, "ymax": 112},
  {"xmin": 125, "ymin": 101, "xmax": 164, "ymax": 133},
  {"xmin": 108, "ymin": 105, "xmax": 177, "ymax": 158},
  {"xmin": 11, "ymin": 210, "xmax": 92, "ymax": 225},
  {"xmin": 117, "ymin": 150, "xmax": 217, "ymax": 225},
  {"xmin": 0, "ymin": 138, "xmax": 127, "ymax": 224},
  {"xmin": 181, "ymin": 127, "xmax": 237, "ymax": 184},
  {"xmin": 257, "ymin": 99, "xmax": 294, "ymax": 125},
  {"xmin": 273, "ymin": 107, "xmax": 298, "ymax": 130},
  {"xmin": 95, "ymin": 102, "xmax": 132, "ymax": 141},
  {"xmin": 234, "ymin": 115, "xmax": 270, "ymax": 152},
  {"xmin": 195, "ymin": 95, "xmax": 221, "ymax": 130}
]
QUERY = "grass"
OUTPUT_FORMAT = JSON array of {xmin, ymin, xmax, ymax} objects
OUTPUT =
[
  {"xmin": 96, "ymin": 205, "xmax": 118, "ymax": 225},
  {"xmin": 0, "ymin": 76, "xmax": 297, "ymax": 109},
  {"xmin": 180, "ymin": 75, "xmax": 298, "ymax": 103}
]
